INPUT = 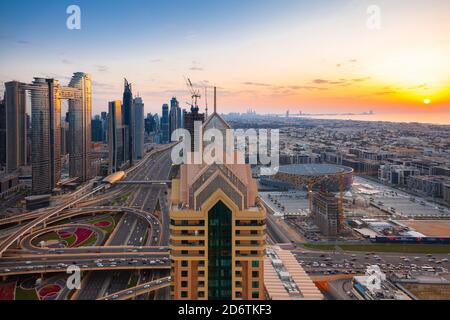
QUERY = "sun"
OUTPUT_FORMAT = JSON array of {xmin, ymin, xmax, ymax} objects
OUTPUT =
[{"xmin": 423, "ymin": 98, "xmax": 431, "ymax": 105}]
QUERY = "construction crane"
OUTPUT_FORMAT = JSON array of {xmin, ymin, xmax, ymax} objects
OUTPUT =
[{"xmin": 185, "ymin": 77, "xmax": 201, "ymax": 112}]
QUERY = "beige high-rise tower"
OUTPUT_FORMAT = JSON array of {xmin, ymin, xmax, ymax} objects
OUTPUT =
[{"xmin": 170, "ymin": 101, "xmax": 266, "ymax": 300}]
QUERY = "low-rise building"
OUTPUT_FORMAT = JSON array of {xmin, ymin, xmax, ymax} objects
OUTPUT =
[{"xmin": 264, "ymin": 246, "xmax": 323, "ymax": 300}]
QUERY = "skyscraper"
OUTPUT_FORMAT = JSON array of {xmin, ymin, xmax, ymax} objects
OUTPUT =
[
  {"xmin": 0, "ymin": 98, "xmax": 6, "ymax": 167},
  {"xmin": 91, "ymin": 115, "xmax": 103, "ymax": 142},
  {"xmin": 101, "ymin": 111, "xmax": 108, "ymax": 143},
  {"xmin": 122, "ymin": 79, "xmax": 135, "ymax": 165},
  {"xmin": 30, "ymin": 78, "xmax": 61, "ymax": 194},
  {"xmin": 108, "ymin": 100, "xmax": 123, "ymax": 174},
  {"xmin": 145, "ymin": 113, "xmax": 155, "ymax": 135},
  {"xmin": 183, "ymin": 105, "xmax": 205, "ymax": 152},
  {"xmin": 169, "ymin": 97, "xmax": 181, "ymax": 136},
  {"xmin": 68, "ymin": 72, "xmax": 92, "ymax": 182},
  {"xmin": 161, "ymin": 103, "xmax": 169, "ymax": 144},
  {"xmin": 170, "ymin": 108, "xmax": 266, "ymax": 300},
  {"xmin": 133, "ymin": 96, "xmax": 144, "ymax": 159},
  {"xmin": 4, "ymin": 81, "xmax": 27, "ymax": 172}
]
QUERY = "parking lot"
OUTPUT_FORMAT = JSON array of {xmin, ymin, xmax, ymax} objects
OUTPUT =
[
  {"xmin": 353, "ymin": 177, "xmax": 450, "ymax": 218},
  {"xmin": 260, "ymin": 191, "xmax": 309, "ymax": 216}
]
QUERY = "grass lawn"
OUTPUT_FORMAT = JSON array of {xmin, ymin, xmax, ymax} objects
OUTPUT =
[
  {"xmin": 64, "ymin": 234, "xmax": 77, "ymax": 246},
  {"xmin": 33, "ymin": 232, "xmax": 59, "ymax": 245},
  {"xmin": 303, "ymin": 244, "xmax": 337, "ymax": 251},
  {"xmin": 88, "ymin": 216, "xmax": 115, "ymax": 234},
  {"xmin": 15, "ymin": 287, "xmax": 39, "ymax": 300},
  {"xmin": 339, "ymin": 244, "xmax": 450, "ymax": 254},
  {"xmin": 80, "ymin": 233, "xmax": 98, "ymax": 247}
]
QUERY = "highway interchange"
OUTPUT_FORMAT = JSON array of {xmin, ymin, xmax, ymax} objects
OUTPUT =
[
  {"xmin": 0, "ymin": 145, "xmax": 174, "ymax": 300},
  {"xmin": 2, "ymin": 142, "xmax": 449, "ymax": 300}
]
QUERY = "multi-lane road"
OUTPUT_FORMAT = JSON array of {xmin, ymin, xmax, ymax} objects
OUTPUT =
[
  {"xmin": 75, "ymin": 147, "xmax": 173, "ymax": 299},
  {"xmin": 0, "ymin": 145, "xmax": 174, "ymax": 301},
  {"xmin": 293, "ymin": 249, "xmax": 450, "ymax": 276}
]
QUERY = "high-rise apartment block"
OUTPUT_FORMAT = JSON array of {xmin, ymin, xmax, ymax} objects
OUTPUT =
[
  {"xmin": 29, "ymin": 78, "xmax": 61, "ymax": 194},
  {"xmin": 68, "ymin": 72, "xmax": 92, "ymax": 182},
  {"xmin": 0, "ymin": 99, "xmax": 6, "ymax": 167},
  {"xmin": 4, "ymin": 81, "xmax": 28, "ymax": 172},
  {"xmin": 122, "ymin": 79, "xmax": 135, "ymax": 165},
  {"xmin": 170, "ymin": 111, "xmax": 266, "ymax": 300},
  {"xmin": 108, "ymin": 100, "xmax": 124, "ymax": 174},
  {"xmin": 161, "ymin": 103, "xmax": 170, "ymax": 144},
  {"xmin": 133, "ymin": 96, "xmax": 144, "ymax": 159}
]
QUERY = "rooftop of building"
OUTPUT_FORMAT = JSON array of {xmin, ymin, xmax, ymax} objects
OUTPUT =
[
  {"xmin": 277, "ymin": 164, "xmax": 353, "ymax": 176},
  {"xmin": 264, "ymin": 246, "xmax": 323, "ymax": 300}
]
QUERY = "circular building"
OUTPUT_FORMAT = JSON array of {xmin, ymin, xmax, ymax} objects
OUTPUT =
[{"xmin": 260, "ymin": 164, "xmax": 353, "ymax": 192}]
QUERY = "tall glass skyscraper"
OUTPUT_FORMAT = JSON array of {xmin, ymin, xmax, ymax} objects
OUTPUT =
[
  {"xmin": 30, "ymin": 78, "xmax": 61, "ymax": 194},
  {"xmin": 133, "ymin": 97, "xmax": 144, "ymax": 159},
  {"xmin": 4, "ymin": 81, "xmax": 28, "ymax": 172},
  {"xmin": 68, "ymin": 72, "xmax": 92, "ymax": 182},
  {"xmin": 122, "ymin": 79, "xmax": 135, "ymax": 165},
  {"xmin": 108, "ymin": 100, "xmax": 123, "ymax": 173},
  {"xmin": 161, "ymin": 103, "xmax": 170, "ymax": 144},
  {"xmin": 169, "ymin": 97, "xmax": 181, "ymax": 136}
]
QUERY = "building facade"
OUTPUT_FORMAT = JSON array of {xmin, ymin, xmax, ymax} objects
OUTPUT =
[
  {"xmin": 30, "ymin": 78, "xmax": 61, "ymax": 194},
  {"xmin": 183, "ymin": 106, "xmax": 205, "ymax": 152},
  {"xmin": 108, "ymin": 100, "xmax": 123, "ymax": 174},
  {"xmin": 0, "ymin": 99, "xmax": 6, "ymax": 167},
  {"xmin": 170, "ymin": 112, "xmax": 266, "ymax": 300},
  {"xmin": 133, "ymin": 97, "xmax": 144, "ymax": 159},
  {"xmin": 161, "ymin": 103, "xmax": 170, "ymax": 144},
  {"xmin": 91, "ymin": 115, "xmax": 103, "ymax": 142},
  {"xmin": 4, "ymin": 81, "xmax": 28, "ymax": 172},
  {"xmin": 311, "ymin": 190, "xmax": 339, "ymax": 237},
  {"xmin": 122, "ymin": 79, "xmax": 135, "ymax": 165},
  {"xmin": 68, "ymin": 72, "xmax": 92, "ymax": 182}
]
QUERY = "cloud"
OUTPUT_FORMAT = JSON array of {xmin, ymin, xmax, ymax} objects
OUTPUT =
[
  {"xmin": 242, "ymin": 82, "xmax": 272, "ymax": 87},
  {"xmin": 150, "ymin": 59, "xmax": 162, "ymax": 63},
  {"xmin": 373, "ymin": 91, "xmax": 397, "ymax": 96},
  {"xmin": 16, "ymin": 40, "xmax": 31, "ymax": 45},
  {"xmin": 96, "ymin": 65, "xmax": 109, "ymax": 72},
  {"xmin": 351, "ymin": 77, "xmax": 371, "ymax": 82},
  {"xmin": 288, "ymin": 85, "xmax": 328, "ymax": 91},
  {"xmin": 62, "ymin": 59, "xmax": 72, "ymax": 64},
  {"xmin": 312, "ymin": 79, "xmax": 345, "ymax": 85},
  {"xmin": 189, "ymin": 61, "xmax": 204, "ymax": 72}
]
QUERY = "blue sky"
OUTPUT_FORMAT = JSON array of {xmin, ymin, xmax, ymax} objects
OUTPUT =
[{"xmin": 1, "ymin": 0, "xmax": 449, "ymax": 123}]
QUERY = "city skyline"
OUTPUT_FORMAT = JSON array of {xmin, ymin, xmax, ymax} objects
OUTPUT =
[{"xmin": 1, "ymin": 0, "xmax": 449, "ymax": 124}]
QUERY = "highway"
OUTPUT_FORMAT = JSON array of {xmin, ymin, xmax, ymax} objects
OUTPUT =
[
  {"xmin": 98, "ymin": 276, "xmax": 171, "ymax": 300},
  {"xmin": 293, "ymin": 249, "xmax": 450, "ymax": 276},
  {"xmin": 75, "ymin": 148, "xmax": 173, "ymax": 299},
  {"xmin": 0, "ymin": 144, "xmax": 174, "ymax": 301},
  {"xmin": 0, "ymin": 254, "xmax": 170, "ymax": 277}
]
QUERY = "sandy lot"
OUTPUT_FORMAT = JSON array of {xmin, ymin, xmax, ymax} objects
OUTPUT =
[{"xmin": 401, "ymin": 220, "xmax": 450, "ymax": 237}]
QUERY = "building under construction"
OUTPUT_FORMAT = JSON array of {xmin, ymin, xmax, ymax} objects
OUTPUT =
[{"xmin": 311, "ymin": 189, "xmax": 340, "ymax": 237}]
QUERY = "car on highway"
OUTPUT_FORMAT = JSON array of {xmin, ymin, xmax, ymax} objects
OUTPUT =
[{"xmin": 144, "ymin": 284, "xmax": 150, "ymax": 289}]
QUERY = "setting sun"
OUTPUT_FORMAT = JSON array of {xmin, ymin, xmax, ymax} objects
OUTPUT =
[{"xmin": 424, "ymin": 98, "xmax": 431, "ymax": 105}]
